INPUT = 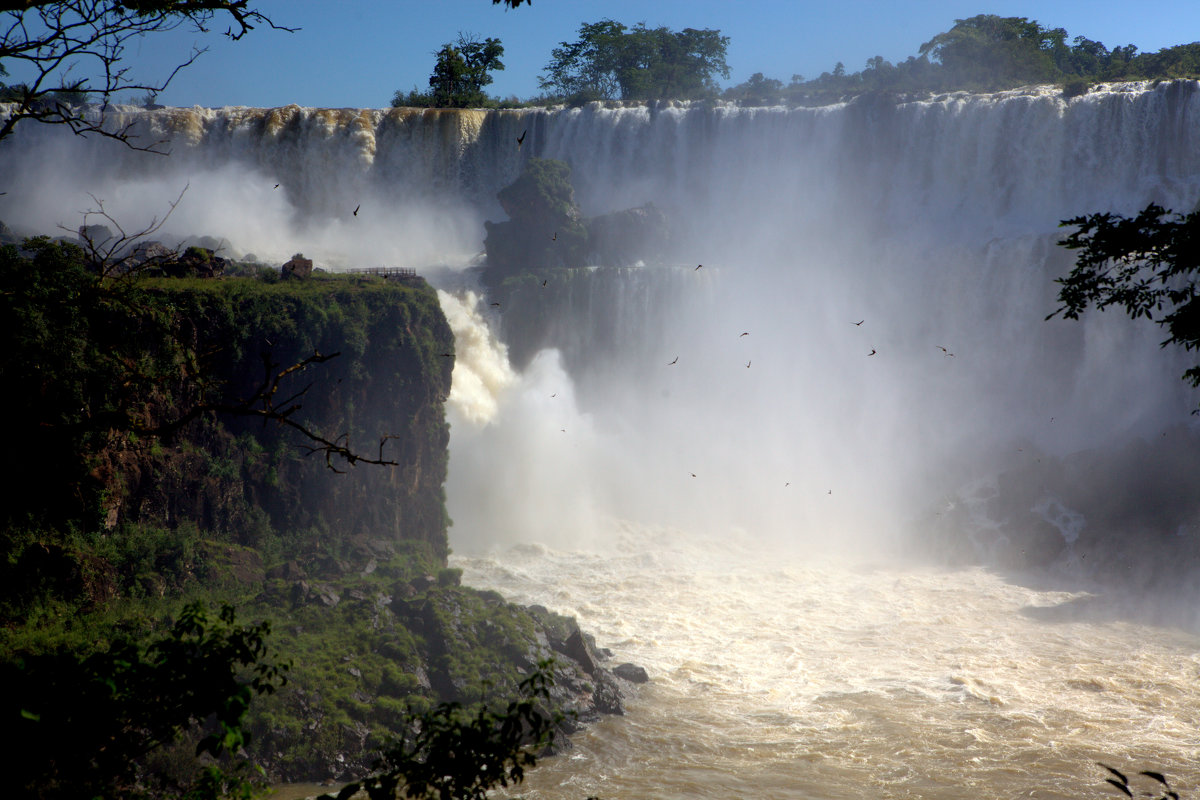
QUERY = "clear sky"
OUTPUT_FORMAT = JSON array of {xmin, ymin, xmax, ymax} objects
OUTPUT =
[{"xmin": 20, "ymin": 1, "xmax": 1200, "ymax": 108}]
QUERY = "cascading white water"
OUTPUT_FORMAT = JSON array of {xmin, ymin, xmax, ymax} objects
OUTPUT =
[{"xmin": 4, "ymin": 82, "xmax": 1200, "ymax": 797}]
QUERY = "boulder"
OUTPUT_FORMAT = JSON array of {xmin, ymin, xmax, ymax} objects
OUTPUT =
[
  {"xmin": 613, "ymin": 662, "xmax": 650, "ymax": 683},
  {"xmin": 563, "ymin": 628, "xmax": 599, "ymax": 676},
  {"xmin": 282, "ymin": 252, "xmax": 314, "ymax": 279}
]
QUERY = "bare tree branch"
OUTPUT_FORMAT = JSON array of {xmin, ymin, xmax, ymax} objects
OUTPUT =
[
  {"xmin": 56, "ymin": 193, "xmax": 401, "ymax": 472},
  {"xmin": 0, "ymin": 0, "xmax": 293, "ymax": 149},
  {"xmin": 58, "ymin": 183, "xmax": 189, "ymax": 276},
  {"xmin": 151, "ymin": 349, "xmax": 401, "ymax": 473}
]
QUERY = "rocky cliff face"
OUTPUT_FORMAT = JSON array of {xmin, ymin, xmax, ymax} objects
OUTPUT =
[
  {"xmin": 0, "ymin": 253, "xmax": 632, "ymax": 786},
  {"xmin": 89, "ymin": 272, "xmax": 456, "ymax": 561}
]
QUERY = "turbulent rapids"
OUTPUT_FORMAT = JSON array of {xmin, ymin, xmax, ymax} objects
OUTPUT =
[
  {"xmin": 455, "ymin": 530, "xmax": 1200, "ymax": 799},
  {"xmin": 4, "ymin": 81, "xmax": 1200, "ymax": 798}
]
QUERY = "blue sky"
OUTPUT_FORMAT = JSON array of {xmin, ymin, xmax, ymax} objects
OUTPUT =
[{"xmin": 22, "ymin": 1, "xmax": 1200, "ymax": 107}]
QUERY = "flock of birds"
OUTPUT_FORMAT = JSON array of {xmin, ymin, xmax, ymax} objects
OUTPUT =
[{"xmin": 285, "ymin": 125, "xmax": 968, "ymax": 503}]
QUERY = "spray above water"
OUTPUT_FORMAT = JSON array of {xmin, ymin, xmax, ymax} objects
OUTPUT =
[
  {"xmin": 439, "ymin": 288, "xmax": 610, "ymax": 551},
  {"xmin": 3, "ymin": 88, "xmax": 1199, "ymax": 562}
]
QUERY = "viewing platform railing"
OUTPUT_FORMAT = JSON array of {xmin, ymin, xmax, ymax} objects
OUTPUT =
[{"xmin": 344, "ymin": 267, "xmax": 418, "ymax": 279}]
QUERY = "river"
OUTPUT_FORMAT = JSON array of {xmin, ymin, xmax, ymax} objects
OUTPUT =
[{"xmin": 454, "ymin": 526, "xmax": 1200, "ymax": 800}]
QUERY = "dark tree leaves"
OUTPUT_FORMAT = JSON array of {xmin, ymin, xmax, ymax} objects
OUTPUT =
[
  {"xmin": 6, "ymin": 602, "xmax": 288, "ymax": 800},
  {"xmin": 1051, "ymin": 203, "xmax": 1200, "ymax": 389},
  {"xmin": 539, "ymin": 19, "xmax": 730, "ymax": 102}
]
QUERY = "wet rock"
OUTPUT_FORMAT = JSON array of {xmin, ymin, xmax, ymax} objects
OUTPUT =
[
  {"xmin": 267, "ymin": 560, "xmax": 307, "ymax": 581},
  {"xmin": 311, "ymin": 582, "xmax": 341, "ymax": 607},
  {"xmin": 564, "ymin": 629, "xmax": 599, "ymax": 677},
  {"xmin": 410, "ymin": 574, "xmax": 436, "ymax": 593},
  {"xmin": 591, "ymin": 672, "xmax": 625, "ymax": 715},
  {"xmin": 613, "ymin": 662, "xmax": 650, "ymax": 683}
]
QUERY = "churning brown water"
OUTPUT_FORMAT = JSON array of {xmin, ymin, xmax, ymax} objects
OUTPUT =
[{"xmin": 454, "ymin": 526, "xmax": 1200, "ymax": 800}]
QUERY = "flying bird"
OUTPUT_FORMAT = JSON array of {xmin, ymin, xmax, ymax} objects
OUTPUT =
[
  {"xmin": 695, "ymin": 264, "xmax": 703, "ymax": 270},
  {"xmin": 439, "ymin": 352, "xmax": 454, "ymax": 358},
  {"xmin": 785, "ymin": 481, "xmax": 790, "ymax": 487},
  {"xmin": 739, "ymin": 332, "xmax": 749, "ymax": 337},
  {"xmin": 690, "ymin": 472, "xmax": 697, "ymax": 478},
  {"xmin": 551, "ymin": 231, "xmax": 557, "ymax": 241},
  {"xmin": 853, "ymin": 319, "xmax": 864, "ymax": 326},
  {"xmin": 542, "ymin": 279, "xmax": 548, "ymax": 287},
  {"xmin": 353, "ymin": 204, "xmax": 360, "ymax": 216},
  {"xmin": 273, "ymin": 183, "xmax": 280, "ymax": 189},
  {"xmin": 746, "ymin": 360, "xmax": 751, "ymax": 368},
  {"xmin": 868, "ymin": 349, "xmax": 876, "ymax": 356},
  {"xmin": 936, "ymin": 345, "xmax": 948, "ymax": 353},
  {"xmin": 551, "ymin": 393, "xmax": 557, "ymax": 397},
  {"xmin": 490, "ymin": 302, "xmax": 501, "ymax": 307},
  {"xmin": 668, "ymin": 356, "xmax": 679, "ymax": 365},
  {"xmin": 517, "ymin": 129, "xmax": 527, "ymax": 148}
]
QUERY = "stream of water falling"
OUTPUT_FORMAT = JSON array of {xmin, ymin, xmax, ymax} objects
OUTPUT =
[{"xmin": 453, "ymin": 526, "xmax": 1200, "ymax": 800}]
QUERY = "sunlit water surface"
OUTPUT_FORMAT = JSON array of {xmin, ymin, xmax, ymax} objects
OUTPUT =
[{"xmin": 453, "ymin": 526, "xmax": 1200, "ymax": 800}]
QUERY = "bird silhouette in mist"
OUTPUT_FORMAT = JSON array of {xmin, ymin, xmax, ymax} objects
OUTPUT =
[
  {"xmin": 853, "ymin": 319, "xmax": 864, "ymax": 326},
  {"xmin": 690, "ymin": 472, "xmax": 697, "ymax": 478},
  {"xmin": 746, "ymin": 360, "xmax": 751, "ymax": 368},
  {"xmin": 668, "ymin": 356, "xmax": 679, "ymax": 365},
  {"xmin": 517, "ymin": 129, "xmax": 527, "ymax": 148},
  {"xmin": 868, "ymin": 349, "xmax": 877, "ymax": 356},
  {"xmin": 695, "ymin": 264, "xmax": 703, "ymax": 270},
  {"xmin": 273, "ymin": 183, "xmax": 280, "ymax": 189},
  {"xmin": 936, "ymin": 345, "xmax": 955, "ymax": 357},
  {"xmin": 739, "ymin": 332, "xmax": 749, "ymax": 337},
  {"xmin": 542, "ymin": 279, "xmax": 548, "ymax": 287},
  {"xmin": 551, "ymin": 231, "xmax": 557, "ymax": 241},
  {"xmin": 353, "ymin": 204, "xmax": 360, "ymax": 216},
  {"xmin": 490, "ymin": 302, "xmax": 501, "ymax": 307}
]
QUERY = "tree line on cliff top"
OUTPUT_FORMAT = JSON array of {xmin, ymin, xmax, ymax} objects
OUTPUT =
[{"xmin": 389, "ymin": 13, "xmax": 1200, "ymax": 110}]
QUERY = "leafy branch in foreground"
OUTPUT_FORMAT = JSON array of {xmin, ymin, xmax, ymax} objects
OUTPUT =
[
  {"xmin": 6, "ymin": 602, "xmax": 289, "ymax": 800},
  {"xmin": 321, "ymin": 660, "xmax": 567, "ymax": 800},
  {"xmin": 1050, "ymin": 203, "xmax": 1200, "ymax": 389}
]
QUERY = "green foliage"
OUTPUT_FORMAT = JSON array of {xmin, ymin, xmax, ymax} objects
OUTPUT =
[
  {"xmin": 724, "ymin": 16, "xmax": 1200, "ymax": 108},
  {"xmin": 395, "ymin": 33, "xmax": 504, "ymax": 108},
  {"xmin": 0, "ymin": 242, "xmax": 453, "ymax": 548},
  {"xmin": 917, "ymin": 15, "xmax": 1064, "ymax": 88},
  {"xmin": 1051, "ymin": 203, "xmax": 1200, "ymax": 391},
  {"xmin": 485, "ymin": 158, "xmax": 590, "ymax": 275},
  {"xmin": 319, "ymin": 661, "xmax": 563, "ymax": 800},
  {"xmin": 540, "ymin": 19, "xmax": 730, "ymax": 102},
  {"xmin": 4, "ymin": 601, "xmax": 288, "ymax": 800},
  {"xmin": 0, "ymin": 237, "xmax": 189, "ymax": 527}
]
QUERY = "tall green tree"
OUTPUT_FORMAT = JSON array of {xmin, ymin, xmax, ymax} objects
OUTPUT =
[
  {"xmin": 540, "ymin": 19, "xmax": 729, "ymax": 102},
  {"xmin": 395, "ymin": 33, "xmax": 504, "ymax": 108},
  {"xmin": 918, "ymin": 14, "xmax": 1064, "ymax": 88},
  {"xmin": 434, "ymin": 34, "xmax": 504, "ymax": 107}
]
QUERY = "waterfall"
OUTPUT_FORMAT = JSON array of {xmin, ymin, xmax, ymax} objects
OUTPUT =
[{"xmin": 4, "ymin": 82, "xmax": 1200, "ymax": 555}]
